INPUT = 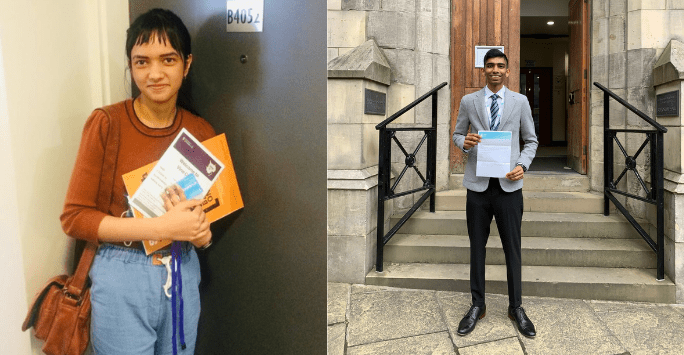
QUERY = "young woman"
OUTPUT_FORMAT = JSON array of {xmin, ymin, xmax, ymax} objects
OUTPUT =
[{"xmin": 61, "ymin": 8, "xmax": 214, "ymax": 354}]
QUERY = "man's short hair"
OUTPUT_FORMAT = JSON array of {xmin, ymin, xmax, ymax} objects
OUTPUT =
[{"xmin": 483, "ymin": 49, "xmax": 508, "ymax": 67}]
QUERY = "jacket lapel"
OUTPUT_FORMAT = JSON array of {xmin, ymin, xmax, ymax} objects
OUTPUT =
[
  {"xmin": 474, "ymin": 89, "xmax": 488, "ymax": 129},
  {"xmin": 499, "ymin": 88, "xmax": 515, "ymax": 129}
]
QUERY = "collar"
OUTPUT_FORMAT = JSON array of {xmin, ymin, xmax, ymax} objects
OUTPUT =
[
  {"xmin": 484, "ymin": 85, "xmax": 506, "ymax": 99},
  {"xmin": 125, "ymin": 98, "xmax": 183, "ymax": 137}
]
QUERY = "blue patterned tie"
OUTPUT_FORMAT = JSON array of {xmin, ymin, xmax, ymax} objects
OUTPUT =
[{"xmin": 490, "ymin": 93, "xmax": 499, "ymax": 130}]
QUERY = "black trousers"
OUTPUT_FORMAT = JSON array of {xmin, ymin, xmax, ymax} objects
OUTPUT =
[{"xmin": 466, "ymin": 178, "xmax": 523, "ymax": 308}]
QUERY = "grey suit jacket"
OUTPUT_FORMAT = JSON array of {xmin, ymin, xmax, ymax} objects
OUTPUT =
[{"xmin": 452, "ymin": 87, "xmax": 538, "ymax": 192}]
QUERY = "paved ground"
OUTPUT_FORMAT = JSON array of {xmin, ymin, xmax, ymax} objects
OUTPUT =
[{"xmin": 328, "ymin": 283, "xmax": 684, "ymax": 355}]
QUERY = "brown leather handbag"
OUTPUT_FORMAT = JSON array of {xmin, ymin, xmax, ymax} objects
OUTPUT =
[
  {"xmin": 21, "ymin": 104, "xmax": 122, "ymax": 355},
  {"xmin": 21, "ymin": 244, "xmax": 96, "ymax": 355}
]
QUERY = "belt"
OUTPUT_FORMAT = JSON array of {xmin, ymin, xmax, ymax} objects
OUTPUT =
[
  {"xmin": 108, "ymin": 241, "xmax": 174, "ymax": 253},
  {"xmin": 109, "ymin": 241, "xmax": 145, "ymax": 251},
  {"xmin": 107, "ymin": 242, "xmax": 182, "ymax": 266}
]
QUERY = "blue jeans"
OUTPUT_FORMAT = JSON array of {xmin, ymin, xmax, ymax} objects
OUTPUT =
[{"xmin": 89, "ymin": 243, "xmax": 201, "ymax": 355}]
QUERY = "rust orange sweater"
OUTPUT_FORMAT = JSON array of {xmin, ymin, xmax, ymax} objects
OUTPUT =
[{"xmin": 61, "ymin": 99, "xmax": 216, "ymax": 244}]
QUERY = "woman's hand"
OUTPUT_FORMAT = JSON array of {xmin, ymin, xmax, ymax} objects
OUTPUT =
[
  {"xmin": 161, "ymin": 184, "xmax": 187, "ymax": 210},
  {"xmin": 159, "ymin": 185, "xmax": 212, "ymax": 248}
]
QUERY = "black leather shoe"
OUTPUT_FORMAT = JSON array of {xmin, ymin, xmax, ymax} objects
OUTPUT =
[
  {"xmin": 508, "ymin": 306, "xmax": 536, "ymax": 338},
  {"xmin": 457, "ymin": 304, "xmax": 486, "ymax": 336}
]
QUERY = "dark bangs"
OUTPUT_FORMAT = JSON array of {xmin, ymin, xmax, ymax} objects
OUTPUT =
[{"xmin": 126, "ymin": 9, "xmax": 191, "ymax": 61}]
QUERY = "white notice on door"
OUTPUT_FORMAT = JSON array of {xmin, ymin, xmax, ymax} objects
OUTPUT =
[{"xmin": 226, "ymin": 0, "xmax": 263, "ymax": 32}]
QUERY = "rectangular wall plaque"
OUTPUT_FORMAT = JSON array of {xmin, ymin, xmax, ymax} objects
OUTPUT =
[
  {"xmin": 475, "ymin": 46, "xmax": 504, "ymax": 68},
  {"xmin": 364, "ymin": 89, "xmax": 386, "ymax": 115},
  {"xmin": 226, "ymin": 0, "xmax": 263, "ymax": 32},
  {"xmin": 656, "ymin": 90, "xmax": 679, "ymax": 117}
]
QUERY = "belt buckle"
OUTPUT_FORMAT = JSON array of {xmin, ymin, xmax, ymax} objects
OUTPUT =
[{"xmin": 152, "ymin": 253, "xmax": 164, "ymax": 265}]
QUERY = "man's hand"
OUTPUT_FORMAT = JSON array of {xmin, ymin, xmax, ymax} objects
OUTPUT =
[
  {"xmin": 463, "ymin": 133, "xmax": 482, "ymax": 150},
  {"xmin": 506, "ymin": 165, "xmax": 524, "ymax": 181}
]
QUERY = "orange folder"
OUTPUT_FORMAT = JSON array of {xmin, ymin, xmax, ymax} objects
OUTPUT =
[{"xmin": 122, "ymin": 133, "xmax": 244, "ymax": 254}]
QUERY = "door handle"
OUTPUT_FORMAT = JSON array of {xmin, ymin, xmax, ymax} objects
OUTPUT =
[{"xmin": 568, "ymin": 91, "xmax": 576, "ymax": 105}]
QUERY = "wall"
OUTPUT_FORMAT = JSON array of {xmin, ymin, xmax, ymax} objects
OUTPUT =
[
  {"xmin": 591, "ymin": 0, "xmax": 684, "ymax": 210},
  {"xmin": 0, "ymin": 29, "xmax": 30, "ymax": 355},
  {"xmin": 327, "ymin": 0, "xmax": 451, "ymax": 283},
  {"xmin": 521, "ymin": 0, "xmax": 569, "ymax": 16},
  {"xmin": 590, "ymin": 0, "xmax": 684, "ymax": 301},
  {"xmin": 328, "ymin": 0, "xmax": 451, "ymax": 206},
  {"xmin": 0, "ymin": 0, "xmax": 130, "ymax": 353},
  {"xmin": 327, "ymin": 41, "xmax": 391, "ymax": 283}
]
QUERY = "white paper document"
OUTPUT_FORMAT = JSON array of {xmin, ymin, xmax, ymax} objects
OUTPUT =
[
  {"xmin": 129, "ymin": 128, "xmax": 225, "ymax": 218},
  {"xmin": 476, "ymin": 131, "xmax": 512, "ymax": 178}
]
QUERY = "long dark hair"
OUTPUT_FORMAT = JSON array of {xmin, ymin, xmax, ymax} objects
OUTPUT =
[{"xmin": 126, "ymin": 8, "xmax": 198, "ymax": 115}]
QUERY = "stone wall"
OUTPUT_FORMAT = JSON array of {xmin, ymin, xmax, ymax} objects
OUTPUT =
[
  {"xmin": 654, "ymin": 40, "xmax": 684, "ymax": 302},
  {"xmin": 328, "ymin": 0, "xmax": 452, "ymax": 209},
  {"xmin": 590, "ymin": 0, "xmax": 684, "ymax": 205},
  {"xmin": 591, "ymin": 0, "xmax": 684, "ymax": 301},
  {"xmin": 327, "ymin": 40, "xmax": 392, "ymax": 283},
  {"xmin": 327, "ymin": 0, "xmax": 451, "ymax": 282}
]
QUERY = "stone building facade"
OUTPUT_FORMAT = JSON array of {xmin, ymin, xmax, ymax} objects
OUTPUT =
[
  {"xmin": 328, "ymin": 0, "xmax": 684, "ymax": 302},
  {"xmin": 591, "ymin": 0, "xmax": 684, "ymax": 302},
  {"xmin": 328, "ymin": 0, "xmax": 452, "ymax": 283}
]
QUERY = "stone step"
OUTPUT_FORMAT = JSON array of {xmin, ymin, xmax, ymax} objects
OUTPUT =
[
  {"xmin": 366, "ymin": 263, "xmax": 675, "ymax": 303},
  {"xmin": 448, "ymin": 173, "xmax": 591, "ymax": 192},
  {"xmin": 434, "ymin": 190, "xmax": 604, "ymax": 213},
  {"xmin": 383, "ymin": 234, "xmax": 655, "ymax": 268},
  {"xmin": 391, "ymin": 211, "xmax": 643, "ymax": 239}
]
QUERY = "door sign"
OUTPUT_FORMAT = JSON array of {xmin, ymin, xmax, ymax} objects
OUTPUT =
[
  {"xmin": 226, "ymin": 0, "xmax": 263, "ymax": 32},
  {"xmin": 656, "ymin": 91, "xmax": 679, "ymax": 117},
  {"xmin": 474, "ymin": 46, "xmax": 504, "ymax": 68}
]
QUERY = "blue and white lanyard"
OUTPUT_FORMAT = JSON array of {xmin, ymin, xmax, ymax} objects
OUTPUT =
[
  {"xmin": 126, "ymin": 194, "xmax": 186, "ymax": 354},
  {"xmin": 159, "ymin": 243, "xmax": 186, "ymax": 354},
  {"xmin": 170, "ymin": 241, "xmax": 185, "ymax": 354}
]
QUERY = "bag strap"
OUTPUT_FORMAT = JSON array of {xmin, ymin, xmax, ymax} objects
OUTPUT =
[
  {"xmin": 95, "ymin": 105, "xmax": 122, "ymax": 217},
  {"xmin": 66, "ymin": 105, "xmax": 121, "ymax": 299}
]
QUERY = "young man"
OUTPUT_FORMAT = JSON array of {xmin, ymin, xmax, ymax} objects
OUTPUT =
[{"xmin": 451, "ymin": 49, "xmax": 538, "ymax": 337}]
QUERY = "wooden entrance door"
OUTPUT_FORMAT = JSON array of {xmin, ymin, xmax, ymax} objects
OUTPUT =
[
  {"xmin": 520, "ymin": 67, "xmax": 553, "ymax": 146},
  {"xmin": 567, "ymin": 0, "xmax": 589, "ymax": 173},
  {"xmin": 450, "ymin": 0, "xmax": 521, "ymax": 172}
]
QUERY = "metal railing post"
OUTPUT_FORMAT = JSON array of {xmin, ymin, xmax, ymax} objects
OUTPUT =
[
  {"xmin": 376, "ymin": 128, "xmax": 388, "ymax": 272},
  {"xmin": 429, "ymin": 91, "xmax": 438, "ymax": 212},
  {"xmin": 595, "ymin": 82, "xmax": 668, "ymax": 281},
  {"xmin": 650, "ymin": 133, "xmax": 657, "ymax": 201},
  {"xmin": 374, "ymin": 82, "xmax": 447, "ymax": 273},
  {"xmin": 656, "ymin": 131, "xmax": 665, "ymax": 280},
  {"xmin": 604, "ymin": 91, "xmax": 612, "ymax": 216}
]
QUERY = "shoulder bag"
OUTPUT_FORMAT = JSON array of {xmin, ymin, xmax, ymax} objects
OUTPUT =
[{"xmin": 21, "ymin": 104, "xmax": 122, "ymax": 355}]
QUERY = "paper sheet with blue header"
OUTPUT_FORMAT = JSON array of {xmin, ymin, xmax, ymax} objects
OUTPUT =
[{"xmin": 476, "ymin": 131, "xmax": 512, "ymax": 178}]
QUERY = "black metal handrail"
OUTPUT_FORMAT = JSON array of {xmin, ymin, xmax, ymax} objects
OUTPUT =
[
  {"xmin": 594, "ymin": 82, "xmax": 667, "ymax": 280},
  {"xmin": 375, "ymin": 82, "xmax": 447, "ymax": 272}
]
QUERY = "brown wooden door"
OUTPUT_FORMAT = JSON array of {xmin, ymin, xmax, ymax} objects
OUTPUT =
[
  {"xmin": 450, "ymin": 0, "xmax": 521, "ymax": 172},
  {"xmin": 520, "ymin": 67, "xmax": 553, "ymax": 146},
  {"xmin": 567, "ymin": 0, "xmax": 588, "ymax": 174}
]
